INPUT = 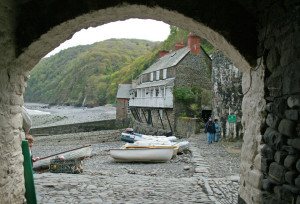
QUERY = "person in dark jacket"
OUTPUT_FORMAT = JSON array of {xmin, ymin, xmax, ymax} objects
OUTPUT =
[{"xmin": 205, "ymin": 117, "xmax": 216, "ymax": 144}]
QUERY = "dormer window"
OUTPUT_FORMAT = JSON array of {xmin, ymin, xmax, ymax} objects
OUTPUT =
[
  {"xmin": 150, "ymin": 72, "xmax": 154, "ymax": 81},
  {"xmin": 156, "ymin": 71, "xmax": 160, "ymax": 80}
]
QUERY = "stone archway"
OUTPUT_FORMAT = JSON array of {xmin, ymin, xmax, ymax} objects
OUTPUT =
[
  {"xmin": 1, "ymin": 1, "xmax": 298, "ymax": 204},
  {"xmin": 16, "ymin": 5, "xmax": 252, "ymax": 73},
  {"xmin": 2, "ymin": 4, "xmax": 263, "ymax": 204}
]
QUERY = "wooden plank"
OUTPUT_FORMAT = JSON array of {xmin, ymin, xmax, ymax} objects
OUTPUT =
[
  {"xmin": 158, "ymin": 110, "xmax": 165, "ymax": 129},
  {"xmin": 134, "ymin": 108, "xmax": 142, "ymax": 123},
  {"xmin": 165, "ymin": 109, "xmax": 173, "ymax": 134},
  {"xmin": 141, "ymin": 109, "xmax": 148, "ymax": 122}
]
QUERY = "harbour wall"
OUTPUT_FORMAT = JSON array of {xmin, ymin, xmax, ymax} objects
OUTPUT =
[{"xmin": 30, "ymin": 119, "xmax": 129, "ymax": 136}]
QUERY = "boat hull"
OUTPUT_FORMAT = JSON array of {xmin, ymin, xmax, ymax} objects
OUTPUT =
[
  {"xmin": 110, "ymin": 147, "xmax": 173, "ymax": 162},
  {"xmin": 123, "ymin": 146, "xmax": 179, "ymax": 157}
]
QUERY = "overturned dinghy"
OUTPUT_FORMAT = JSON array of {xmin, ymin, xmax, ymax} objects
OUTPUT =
[
  {"xmin": 110, "ymin": 147, "xmax": 174, "ymax": 162},
  {"xmin": 33, "ymin": 145, "xmax": 92, "ymax": 170}
]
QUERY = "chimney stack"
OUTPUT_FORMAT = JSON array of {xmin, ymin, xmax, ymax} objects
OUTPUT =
[
  {"xmin": 174, "ymin": 42, "xmax": 185, "ymax": 50},
  {"xmin": 187, "ymin": 33, "xmax": 200, "ymax": 54},
  {"xmin": 158, "ymin": 50, "xmax": 169, "ymax": 58}
]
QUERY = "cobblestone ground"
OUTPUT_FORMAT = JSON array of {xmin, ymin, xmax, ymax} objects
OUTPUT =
[
  {"xmin": 191, "ymin": 134, "xmax": 241, "ymax": 204},
  {"xmin": 33, "ymin": 132, "xmax": 241, "ymax": 203}
]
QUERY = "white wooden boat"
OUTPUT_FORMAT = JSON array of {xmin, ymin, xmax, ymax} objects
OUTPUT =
[
  {"xmin": 123, "ymin": 145, "xmax": 179, "ymax": 157},
  {"xmin": 33, "ymin": 145, "xmax": 92, "ymax": 170},
  {"xmin": 110, "ymin": 147, "xmax": 174, "ymax": 162}
]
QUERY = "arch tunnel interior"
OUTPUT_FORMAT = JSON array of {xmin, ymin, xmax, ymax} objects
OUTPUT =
[{"xmin": 0, "ymin": 0, "xmax": 299, "ymax": 203}]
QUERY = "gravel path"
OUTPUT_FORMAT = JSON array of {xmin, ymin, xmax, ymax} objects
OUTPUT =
[{"xmin": 195, "ymin": 135, "xmax": 241, "ymax": 178}]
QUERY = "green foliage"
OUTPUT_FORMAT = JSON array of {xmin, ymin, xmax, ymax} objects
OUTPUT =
[
  {"xmin": 161, "ymin": 26, "xmax": 189, "ymax": 51},
  {"xmin": 201, "ymin": 38, "xmax": 215, "ymax": 55},
  {"xmin": 173, "ymin": 85, "xmax": 201, "ymax": 104},
  {"xmin": 173, "ymin": 87, "xmax": 196, "ymax": 103},
  {"xmin": 161, "ymin": 26, "xmax": 215, "ymax": 55},
  {"xmin": 189, "ymin": 103, "xmax": 198, "ymax": 112},
  {"xmin": 200, "ymin": 88, "xmax": 212, "ymax": 109},
  {"xmin": 174, "ymin": 86, "xmax": 207, "ymax": 117}
]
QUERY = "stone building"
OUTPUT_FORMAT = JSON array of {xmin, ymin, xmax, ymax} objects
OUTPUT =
[
  {"xmin": 211, "ymin": 51, "xmax": 243, "ymax": 140},
  {"xmin": 116, "ymin": 84, "xmax": 131, "ymax": 119},
  {"xmin": 129, "ymin": 34, "xmax": 211, "ymax": 136},
  {"xmin": 0, "ymin": 1, "xmax": 299, "ymax": 203}
]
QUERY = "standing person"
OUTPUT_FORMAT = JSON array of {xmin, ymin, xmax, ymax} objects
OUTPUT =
[
  {"xmin": 214, "ymin": 119, "xmax": 221, "ymax": 142},
  {"xmin": 204, "ymin": 117, "xmax": 216, "ymax": 144}
]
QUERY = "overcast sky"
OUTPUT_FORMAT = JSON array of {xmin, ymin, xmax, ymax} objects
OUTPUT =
[{"xmin": 45, "ymin": 18, "xmax": 170, "ymax": 57}]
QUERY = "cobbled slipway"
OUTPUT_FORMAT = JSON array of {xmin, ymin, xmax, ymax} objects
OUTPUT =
[{"xmin": 32, "ymin": 130, "xmax": 240, "ymax": 204}]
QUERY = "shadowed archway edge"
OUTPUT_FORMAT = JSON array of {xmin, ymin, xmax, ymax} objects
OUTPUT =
[{"xmin": 16, "ymin": 4, "xmax": 252, "ymax": 73}]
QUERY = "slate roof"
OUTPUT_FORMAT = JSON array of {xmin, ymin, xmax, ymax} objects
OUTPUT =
[
  {"xmin": 135, "ymin": 78, "xmax": 175, "ymax": 89},
  {"xmin": 142, "ymin": 47, "xmax": 190, "ymax": 74},
  {"xmin": 116, "ymin": 84, "xmax": 132, "ymax": 99}
]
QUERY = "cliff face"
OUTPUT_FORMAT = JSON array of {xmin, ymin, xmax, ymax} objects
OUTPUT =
[{"xmin": 211, "ymin": 51, "xmax": 243, "ymax": 140}]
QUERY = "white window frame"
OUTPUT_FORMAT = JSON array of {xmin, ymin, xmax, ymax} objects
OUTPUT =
[
  {"xmin": 163, "ymin": 69, "xmax": 167, "ymax": 79},
  {"xmin": 156, "ymin": 71, "xmax": 160, "ymax": 81},
  {"xmin": 150, "ymin": 72, "xmax": 154, "ymax": 81}
]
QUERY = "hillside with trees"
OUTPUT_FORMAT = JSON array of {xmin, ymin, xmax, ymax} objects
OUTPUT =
[
  {"xmin": 25, "ymin": 39, "xmax": 160, "ymax": 106},
  {"xmin": 25, "ymin": 26, "xmax": 214, "ymax": 106}
]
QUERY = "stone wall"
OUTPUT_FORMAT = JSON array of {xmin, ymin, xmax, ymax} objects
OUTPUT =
[
  {"xmin": 174, "ymin": 49, "xmax": 212, "ymax": 90},
  {"xmin": 211, "ymin": 51, "xmax": 243, "ymax": 140},
  {"xmin": 175, "ymin": 117, "xmax": 201, "ymax": 138},
  {"xmin": 238, "ymin": 65, "xmax": 266, "ymax": 204},
  {"xmin": 116, "ymin": 98, "xmax": 129, "ymax": 119},
  {"xmin": 257, "ymin": 1, "xmax": 300, "ymax": 203},
  {"xmin": 29, "ymin": 119, "xmax": 126, "ymax": 136},
  {"xmin": 0, "ymin": 1, "xmax": 27, "ymax": 203}
]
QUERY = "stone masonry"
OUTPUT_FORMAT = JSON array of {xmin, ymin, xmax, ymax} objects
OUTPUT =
[
  {"xmin": 0, "ymin": 1, "xmax": 26, "ymax": 203},
  {"xmin": 211, "ymin": 51, "xmax": 243, "ymax": 140},
  {"xmin": 258, "ymin": 1, "xmax": 300, "ymax": 203}
]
